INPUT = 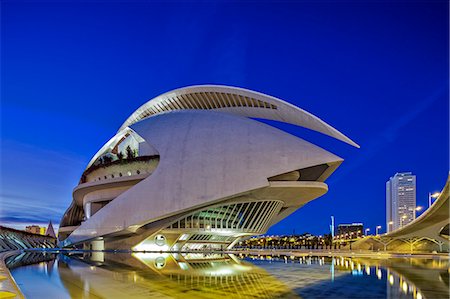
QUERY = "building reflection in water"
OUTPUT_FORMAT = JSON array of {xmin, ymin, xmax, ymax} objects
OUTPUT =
[
  {"xmin": 56, "ymin": 252, "xmax": 299, "ymax": 298},
  {"xmin": 7, "ymin": 251, "xmax": 450, "ymax": 299}
]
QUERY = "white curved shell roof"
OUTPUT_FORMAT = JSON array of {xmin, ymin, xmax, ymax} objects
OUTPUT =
[
  {"xmin": 67, "ymin": 110, "xmax": 343, "ymax": 244},
  {"xmin": 119, "ymin": 85, "xmax": 359, "ymax": 148}
]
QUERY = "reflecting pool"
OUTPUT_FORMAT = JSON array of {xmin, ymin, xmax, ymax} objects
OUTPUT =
[{"xmin": 7, "ymin": 251, "xmax": 449, "ymax": 299}]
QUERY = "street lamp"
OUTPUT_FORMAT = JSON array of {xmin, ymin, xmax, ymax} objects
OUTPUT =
[
  {"xmin": 415, "ymin": 206, "xmax": 423, "ymax": 217},
  {"xmin": 400, "ymin": 215, "xmax": 407, "ymax": 228},
  {"xmin": 388, "ymin": 221, "xmax": 393, "ymax": 233},
  {"xmin": 365, "ymin": 228, "xmax": 370, "ymax": 236},
  {"xmin": 428, "ymin": 192, "xmax": 441, "ymax": 207},
  {"xmin": 376, "ymin": 225, "xmax": 382, "ymax": 235}
]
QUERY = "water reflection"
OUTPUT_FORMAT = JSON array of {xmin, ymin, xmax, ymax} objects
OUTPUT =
[
  {"xmin": 8, "ymin": 251, "xmax": 450, "ymax": 299},
  {"xmin": 244, "ymin": 254, "xmax": 449, "ymax": 299}
]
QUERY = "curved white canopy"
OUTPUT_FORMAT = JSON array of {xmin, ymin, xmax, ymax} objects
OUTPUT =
[{"xmin": 118, "ymin": 85, "xmax": 359, "ymax": 148}]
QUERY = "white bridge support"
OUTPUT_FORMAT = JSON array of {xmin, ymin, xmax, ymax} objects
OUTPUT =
[{"xmin": 370, "ymin": 175, "xmax": 449, "ymax": 252}]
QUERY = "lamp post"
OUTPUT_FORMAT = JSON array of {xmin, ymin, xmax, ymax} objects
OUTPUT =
[
  {"xmin": 415, "ymin": 206, "xmax": 423, "ymax": 217},
  {"xmin": 376, "ymin": 225, "xmax": 382, "ymax": 235},
  {"xmin": 388, "ymin": 221, "xmax": 393, "ymax": 233},
  {"xmin": 365, "ymin": 228, "xmax": 370, "ymax": 236},
  {"xmin": 400, "ymin": 215, "xmax": 407, "ymax": 228},
  {"xmin": 428, "ymin": 192, "xmax": 441, "ymax": 207}
]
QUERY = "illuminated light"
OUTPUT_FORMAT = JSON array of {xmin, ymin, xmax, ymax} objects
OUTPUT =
[
  {"xmin": 132, "ymin": 251, "xmax": 170, "ymax": 270},
  {"xmin": 417, "ymin": 292, "xmax": 423, "ymax": 299},
  {"xmin": 377, "ymin": 269, "xmax": 382, "ymax": 279},
  {"xmin": 154, "ymin": 256, "xmax": 166, "ymax": 269},
  {"xmin": 415, "ymin": 206, "xmax": 423, "ymax": 211},
  {"xmin": 133, "ymin": 242, "xmax": 169, "ymax": 252},
  {"xmin": 431, "ymin": 192, "xmax": 440, "ymax": 198},
  {"xmin": 233, "ymin": 264, "xmax": 252, "ymax": 272},
  {"xmin": 389, "ymin": 274, "xmax": 394, "ymax": 285},
  {"xmin": 90, "ymin": 266, "xmax": 95, "ymax": 271},
  {"xmin": 177, "ymin": 262, "xmax": 188, "ymax": 270},
  {"xmin": 402, "ymin": 281, "xmax": 408, "ymax": 293},
  {"xmin": 351, "ymin": 270, "xmax": 362, "ymax": 276},
  {"xmin": 178, "ymin": 234, "xmax": 189, "ymax": 241},
  {"xmin": 357, "ymin": 264, "xmax": 361, "ymax": 272},
  {"xmin": 365, "ymin": 266, "xmax": 370, "ymax": 275},
  {"xmin": 205, "ymin": 267, "xmax": 235, "ymax": 276}
]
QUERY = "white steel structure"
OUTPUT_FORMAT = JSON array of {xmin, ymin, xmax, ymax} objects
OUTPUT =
[{"xmin": 59, "ymin": 85, "xmax": 358, "ymax": 251}]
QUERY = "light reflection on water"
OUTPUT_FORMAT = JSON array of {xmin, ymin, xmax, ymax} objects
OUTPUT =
[{"xmin": 7, "ymin": 251, "xmax": 450, "ymax": 299}]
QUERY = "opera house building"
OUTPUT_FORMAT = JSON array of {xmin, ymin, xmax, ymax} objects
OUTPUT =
[{"xmin": 59, "ymin": 85, "xmax": 358, "ymax": 251}]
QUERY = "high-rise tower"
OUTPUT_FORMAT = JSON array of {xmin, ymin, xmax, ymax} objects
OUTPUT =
[{"xmin": 386, "ymin": 172, "xmax": 416, "ymax": 232}]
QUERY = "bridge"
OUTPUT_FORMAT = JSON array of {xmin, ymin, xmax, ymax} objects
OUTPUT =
[
  {"xmin": 349, "ymin": 175, "xmax": 449, "ymax": 252},
  {"xmin": 0, "ymin": 226, "xmax": 56, "ymax": 252}
]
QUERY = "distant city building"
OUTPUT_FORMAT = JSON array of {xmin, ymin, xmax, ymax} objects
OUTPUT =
[
  {"xmin": 45, "ymin": 221, "xmax": 56, "ymax": 238},
  {"xmin": 239, "ymin": 233, "xmax": 333, "ymax": 249},
  {"xmin": 25, "ymin": 225, "xmax": 44, "ymax": 235},
  {"xmin": 386, "ymin": 172, "xmax": 416, "ymax": 232},
  {"xmin": 337, "ymin": 223, "xmax": 363, "ymax": 238}
]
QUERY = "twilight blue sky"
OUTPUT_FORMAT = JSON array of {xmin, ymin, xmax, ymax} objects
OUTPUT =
[{"xmin": 1, "ymin": 1, "xmax": 448, "ymax": 235}]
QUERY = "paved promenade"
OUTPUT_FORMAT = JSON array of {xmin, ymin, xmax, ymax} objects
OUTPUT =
[{"xmin": 0, "ymin": 251, "xmax": 24, "ymax": 299}]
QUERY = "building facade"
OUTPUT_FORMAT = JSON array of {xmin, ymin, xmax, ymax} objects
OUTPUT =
[
  {"xmin": 386, "ymin": 172, "xmax": 416, "ymax": 232},
  {"xmin": 58, "ymin": 85, "xmax": 358, "ymax": 251},
  {"xmin": 25, "ymin": 225, "xmax": 45, "ymax": 235},
  {"xmin": 337, "ymin": 223, "xmax": 363, "ymax": 238}
]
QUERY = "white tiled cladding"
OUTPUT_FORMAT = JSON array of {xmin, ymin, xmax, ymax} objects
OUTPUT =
[
  {"xmin": 85, "ymin": 159, "xmax": 158, "ymax": 183},
  {"xmin": 65, "ymin": 110, "xmax": 342, "ymax": 245}
]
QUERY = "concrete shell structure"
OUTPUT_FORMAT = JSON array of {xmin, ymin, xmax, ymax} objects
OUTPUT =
[{"xmin": 59, "ymin": 85, "xmax": 358, "ymax": 251}]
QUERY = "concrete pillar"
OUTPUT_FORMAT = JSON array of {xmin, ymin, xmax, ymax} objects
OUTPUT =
[
  {"xmin": 91, "ymin": 239, "xmax": 104, "ymax": 262},
  {"xmin": 85, "ymin": 202, "xmax": 92, "ymax": 219}
]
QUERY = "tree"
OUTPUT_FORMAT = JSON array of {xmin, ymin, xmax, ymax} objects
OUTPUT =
[
  {"xmin": 103, "ymin": 155, "xmax": 113, "ymax": 164},
  {"xmin": 126, "ymin": 146, "xmax": 135, "ymax": 159},
  {"xmin": 117, "ymin": 152, "xmax": 124, "ymax": 161}
]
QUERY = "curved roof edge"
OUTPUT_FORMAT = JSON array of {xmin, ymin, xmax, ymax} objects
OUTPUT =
[{"xmin": 118, "ymin": 85, "xmax": 360, "ymax": 148}]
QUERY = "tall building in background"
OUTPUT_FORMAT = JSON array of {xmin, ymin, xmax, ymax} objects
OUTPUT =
[{"xmin": 386, "ymin": 172, "xmax": 416, "ymax": 232}]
